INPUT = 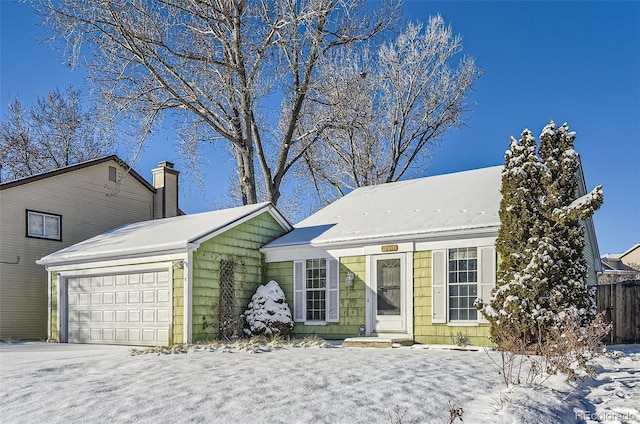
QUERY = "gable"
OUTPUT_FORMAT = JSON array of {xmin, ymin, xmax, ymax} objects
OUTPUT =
[{"xmin": 0, "ymin": 155, "xmax": 154, "ymax": 192}]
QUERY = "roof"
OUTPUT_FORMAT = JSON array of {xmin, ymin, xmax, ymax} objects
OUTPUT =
[
  {"xmin": 38, "ymin": 202, "xmax": 291, "ymax": 267},
  {"xmin": 263, "ymin": 166, "xmax": 503, "ymax": 249},
  {"xmin": 602, "ymin": 244, "xmax": 640, "ymax": 260},
  {"xmin": 620, "ymin": 244, "xmax": 640, "ymax": 260},
  {"xmin": 0, "ymin": 155, "xmax": 155, "ymax": 192}
]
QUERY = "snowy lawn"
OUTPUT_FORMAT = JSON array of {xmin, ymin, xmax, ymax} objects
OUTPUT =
[{"xmin": 1, "ymin": 341, "xmax": 638, "ymax": 424}]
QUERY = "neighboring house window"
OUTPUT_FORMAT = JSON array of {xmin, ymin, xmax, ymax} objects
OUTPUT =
[
  {"xmin": 108, "ymin": 166, "xmax": 117, "ymax": 182},
  {"xmin": 293, "ymin": 258, "xmax": 339, "ymax": 323},
  {"xmin": 432, "ymin": 246, "xmax": 495, "ymax": 324},
  {"xmin": 26, "ymin": 210, "xmax": 62, "ymax": 241},
  {"xmin": 448, "ymin": 248, "xmax": 478, "ymax": 321}
]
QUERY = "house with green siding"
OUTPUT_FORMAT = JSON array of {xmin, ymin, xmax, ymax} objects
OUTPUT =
[
  {"xmin": 37, "ymin": 166, "xmax": 600, "ymax": 348},
  {"xmin": 261, "ymin": 166, "xmax": 601, "ymax": 347},
  {"xmin": 38, "ymin": 203, "xmax": 291, "ymax": 346}
]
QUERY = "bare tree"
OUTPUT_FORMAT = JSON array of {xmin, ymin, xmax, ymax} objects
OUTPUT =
[
  {"xmin": 296, "ymin": 16, "xmax": 482, "ymax": 202},
  {"xmin": 33, "ymin": 0, "xmax": 400, "ymax": 205},
  {"xmin": 0, "ymin": 86, "xmax": 114, "ymax": 181}
]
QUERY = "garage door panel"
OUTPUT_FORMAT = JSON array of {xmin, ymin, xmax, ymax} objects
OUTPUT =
[
  {"xmin": 142, "ymin": 309, "xmax": 154, "ymax": 322},
  {"xmin": 157, "ymin": 309, "xmax": 170, "ymax": 322},
  {"xmin": 103, "ymin": 329, "xmax": 114, "ymax": 341},
  {"xmin": 142, "ymin": 290, "xmax": 155, "ymax": 303},
  {"xmin": 103, "ymin": 293, "xmax": 114, "ymax": 304},
  {"xmin": 115, "ymin": 292, "xmax": 127, "ymax": 304},
  {"xmin": 129, "ymin": 310, "xmax": 141, "ymax": 322},
  {"xmin": 67, "ymin": 270, "xmax": 170, "ymax": 346},
  {"xmin": 103, "ymin": 311, "xmax": 114, "ymax": 322},
  {"xmin": 128, "ymin": 329, "xmax": 141, "ymax": 342},
  {"xmin": 129, "ymin": 291, "xmax": 141, "ymax": 303},
  {"xmin": 158, "ymin": 289, "xmax": 169, "ymax": 303},
  {"xmin": 115, "ymin": 310, "xmax": 127, "ymax": 322}
]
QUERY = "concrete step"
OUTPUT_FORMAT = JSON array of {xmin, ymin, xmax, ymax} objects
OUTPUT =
[{"xmin": 342, "ymin": 335, "xmax": 414, "ymax": 348}]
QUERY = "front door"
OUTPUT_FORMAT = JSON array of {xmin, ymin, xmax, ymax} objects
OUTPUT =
[{"xmin": 371, "ymin": 254, "xmax": 406, "ymax": 333}]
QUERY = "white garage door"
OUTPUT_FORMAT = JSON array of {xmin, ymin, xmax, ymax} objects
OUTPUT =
[{"xmin": 67, "ymin": 270, "xmax": 170, "ymax": 346}]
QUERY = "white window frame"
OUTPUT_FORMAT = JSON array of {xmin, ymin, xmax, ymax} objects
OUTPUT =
[
  {"xmin": 293, "ymin": 258, "xmax": 339, "ymax": 324},
  {"xmin": 447, "ymin": 247, "xmax": 479, "ymax": 323},
  {"xmin": 432, "ymin": 246, "xmax": 495, "ymax": 325},
  {"xmin": 26, "ymin": 210, "xmax": 62, "ymax": 241}
]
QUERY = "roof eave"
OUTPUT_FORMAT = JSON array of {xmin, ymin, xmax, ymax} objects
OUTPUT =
[
  {"xmin": 261, "ymin": 225, "xmax": 500, "ymax": 252},
  {"xmin": 38, "ymin": 244, "xmax": 189, "ymax": 269}
]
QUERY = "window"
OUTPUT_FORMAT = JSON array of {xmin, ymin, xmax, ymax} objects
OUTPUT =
[
  {"xmin": 305, "ymin": 258, "xmax": 327, "ymax": 321},
  {"xmin": 26, "ymin": 210, "xmax": 62, "ymax": 241},
  {"xmin": 432, "ymin": 246, "xmax": 495, "ymax": 324},
  {"xmin": 448, "ymin": 248, "xmax": 478, "ymax": 321},
  {"xmin": 293, "ymin": 258, "xmax": 339, "ymax": 323}
]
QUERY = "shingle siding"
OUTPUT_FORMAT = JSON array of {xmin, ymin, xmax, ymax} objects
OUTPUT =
[
  {"xmin": 190, "ymin": 212, "xmax": 288, "ymax": 341},
  {"xmin": 265, "ymin": 256, "xmax": 366, "ymax": 340}
]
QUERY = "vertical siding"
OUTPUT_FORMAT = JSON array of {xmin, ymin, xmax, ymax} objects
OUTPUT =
[
  {"xmin": 172, "ymin": 265, "xmax": 184, "ymax": 344},
  {"xmin": 413, "ymin": 250, "xmax": 492, "ymax": 347},
  {"xmin": 1, "ymin": 159, "xmax": 155, "ymax": 339},
  {"xmin": 190, "ymin": 212, "xmax": 287, "ymax": 341},
  {"xmin": 265, "ymin": 256, "xmax": 367, "ymax": 340}
]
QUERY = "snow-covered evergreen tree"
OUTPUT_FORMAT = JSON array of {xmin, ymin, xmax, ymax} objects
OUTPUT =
[
  {"xmin": 480, "ymin": 129, "xmax": 545, "ymax": 342},
  {"xmin": 537, "ymin": 121, "xmax": 603, "ymax": 327},
  {"xmin": 480, "ymin": 120, "xmax": 603, "ymax": 345},
  {"xmin": 242, "ymin": 281, "xmax": 294, "ymax": 337}
]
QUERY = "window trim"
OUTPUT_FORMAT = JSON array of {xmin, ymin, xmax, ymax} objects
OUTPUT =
[{"xmin": 26, "ymin": 210, "xmax": 62, "ymax": 241}]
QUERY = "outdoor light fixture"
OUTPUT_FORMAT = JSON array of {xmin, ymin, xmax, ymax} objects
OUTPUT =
[
  {"xmin": 174, "ymin": 260, "xmax": 185, "ymax": 269},
  {"xmin": 344, "ymin": 271, "xmax": 354, "ymax": 286}
]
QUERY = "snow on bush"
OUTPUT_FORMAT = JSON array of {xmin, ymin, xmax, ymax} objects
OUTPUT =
[{"xmin": 242, "ymin": 280, "xmax": 294, "ymax": 337}]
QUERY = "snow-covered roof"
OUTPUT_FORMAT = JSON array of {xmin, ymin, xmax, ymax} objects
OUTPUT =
[
  {"xmin": 264, "ymin": 166, "xmax": 503, "ymax": 249},
  {"xmin": 38, "ymin": 202, "xmax": 289, "ymax": 267}
]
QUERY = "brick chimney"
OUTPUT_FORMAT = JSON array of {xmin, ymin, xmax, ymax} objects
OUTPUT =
[{"xmin": 152, "ymin": 161, "xmax": 179, "ymax": 218}]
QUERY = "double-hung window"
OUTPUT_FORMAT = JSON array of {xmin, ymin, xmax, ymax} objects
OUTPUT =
[
  {"xmin": 432, "ymin": 246, "xmax": 495, "ymax": 324},
  {"xmin": 448, "ymin": 248, "xmax": 478, "ymax": 321},
  {"xmin": 293, "ymin": 258, "xmax": 339, "ymax": 324},
  {"xmin": 26, "ymin": 210, "xmax": 62, "ymax": 241}
]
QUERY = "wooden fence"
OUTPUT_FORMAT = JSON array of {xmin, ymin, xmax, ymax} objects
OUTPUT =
[{"xmin": 596, "ymin": 280, "xmax": 640, "ymax": 344}]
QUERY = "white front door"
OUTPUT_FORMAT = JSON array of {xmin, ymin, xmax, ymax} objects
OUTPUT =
[{"xmin": 371, "ymin": 253, "xmax": 407, "ymax": 333}]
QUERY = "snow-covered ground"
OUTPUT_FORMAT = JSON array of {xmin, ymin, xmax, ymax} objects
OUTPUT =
[{"xmin": 0, "ymin": 341, "xmax": 638, "ymax": 423}]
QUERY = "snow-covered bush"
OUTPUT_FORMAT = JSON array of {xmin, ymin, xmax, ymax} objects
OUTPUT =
[{"xmin": 242, "ymin": 280, "xmax": 294, "ymax": 337}]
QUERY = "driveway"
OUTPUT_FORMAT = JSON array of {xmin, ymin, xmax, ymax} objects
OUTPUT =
[{"xmin": 0, "ymin": 341, "xmax": 134, "ymax": 367}]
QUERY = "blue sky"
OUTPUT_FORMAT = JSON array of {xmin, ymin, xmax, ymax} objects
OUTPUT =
[{"xmin": 1, "ymin": 0, "xmax": 639, "ymax": 255}]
